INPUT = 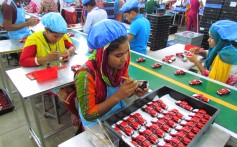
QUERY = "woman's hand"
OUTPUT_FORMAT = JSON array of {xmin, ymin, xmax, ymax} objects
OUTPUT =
[
  {"xmin": 62, "ymin": 50, "xmax": 70, "ymax": 62},
  {"xmin": 115, "ymin": 78, "xmax": 138, "ymax": 101},
  {"xmin": 186, "ymin": 54, "xmax": 199, "ymax": 63},
  {"xmin": 47, "ymin": 51, "xmax": 61, "ymax": 62},
  {"xmin": 134, "ymin": 87, "xmax": 148, "ymax": 97}
]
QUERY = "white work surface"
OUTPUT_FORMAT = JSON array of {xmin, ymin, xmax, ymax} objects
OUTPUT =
[
  {"xmin": 148, "ymin": 44, "xmax": 203, "ymax": 70},
  {"xmin": 58, "ymin": 124, "xmax": 230, "ymax": 147}
]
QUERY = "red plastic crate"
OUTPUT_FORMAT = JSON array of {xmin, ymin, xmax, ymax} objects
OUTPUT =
[
  {"xmin": 0, "ymin": 89, "xmax": 14, "ymax": 115},
  {"xmin": 34, "ymin": 67, "xmax": 58, "ymax": 83}
]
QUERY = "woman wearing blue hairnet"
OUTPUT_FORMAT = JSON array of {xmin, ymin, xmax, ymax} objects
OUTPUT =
[
  {"xmin": 19, "ymin": 12, "xmax": 80, "ymax": 129},
  {"xmin": 74, "ymin": 19, "xmax": 149, "ymax": 127},
  {"xmin": 186, "ymin": 20, "xmax": 237, "ymax": 86}
]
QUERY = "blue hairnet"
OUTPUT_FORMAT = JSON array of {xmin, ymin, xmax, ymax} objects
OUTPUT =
[
  {"xmin": 82, "ymin": 0, "xmax": 91, "ymax": 5},
  {"xmin": 87, "ymin": 19, "xmax": 127, "ymax": 49},
  {"xmin": 120, "ymin": 0, "xmax": 139, "ymax": 12},
  {"xmin": 41, "ymin": 12, "xmax": 67, "ymax": 34},
  {"xmin": 211, "ymin": 20, "xmax": 237, "ymax": 41}
]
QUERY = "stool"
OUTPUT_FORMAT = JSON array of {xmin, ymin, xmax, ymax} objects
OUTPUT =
[{"xmin": 41, "ymin": 94, "xmax": 67, "ymax": 124}]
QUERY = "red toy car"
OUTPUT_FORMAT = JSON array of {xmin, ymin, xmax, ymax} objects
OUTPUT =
[
  {"xmin": 130, "ymin": 113, "xmax": 147, "ymax": 126},
  {"xmin": 192, "ymin": 94, "xmax": 209, "ymax": 102},
  {"xmin": 162, "ymin": 55, "xmax": 176, "ymax": 63},
  {"xmin": 158, "ymin": 142, "xmax": 174, "ymax": 147},
  {"xmin": 176, "ymin": 52, "xmax": 184, "ymax": 57},
  {"xmin": 138, "ymin": 128, "xmax": 159, "ymax": 144},
  {"xmin": 131, "ymin": 134, "xmax": 152, "ymax": 147},
  {"xmin": 142, "ymin": 105, "xmax": 158, "ymax": 117},
  {"xmin": 123, "ymin": 116, "xmax": 141, "ymax": 130},
  {"xmin": 217, "ymin": 88, "xmax": 230, "ymax": 95},
  {"xmin": 136, "ymin": 57, "xmax": 146, "ymax": 63},
  {"xmin": 151, "ymin": 62, "xmax": 162, "ymax": 68},
  {"xmin": 174, "ymin": 69, "xmax": 185, "ymax": 75},
  {"xmin": 67, "ymin": 32, "xmax": 74, "ymax": 37},
  {"xmin": 189, "ymin": 79, "xmax": 203, "ymax": 85},
  {"xmin": 116, "ymin": 121, "xmax": 134, "ymax": 136}
]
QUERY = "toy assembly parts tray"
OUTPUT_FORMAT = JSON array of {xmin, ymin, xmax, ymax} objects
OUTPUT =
[
  {"xmin": 102, "ymin": 86, "xmax": 220, "ymax": 147},
  {"xmin": 0, "ymin": 89, "xmax": 14, "ymax": 115}
]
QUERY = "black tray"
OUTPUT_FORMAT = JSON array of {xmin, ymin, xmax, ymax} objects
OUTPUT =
[
  {"xmin": 102, "ymin": 86, "xmax": 220, "ymax": 147},
  {"xmin": 0, "ymin": 89, "xmax": 14, "ymax": 115}
]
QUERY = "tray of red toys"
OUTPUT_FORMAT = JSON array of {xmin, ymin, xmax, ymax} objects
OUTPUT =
[
  {"xmin": 0, "ymin": 89, "xmax": 14, "ymax": 115},
  {"xmin": 102, "ymin": 86, "xmax": 220, "ymax": 147}
]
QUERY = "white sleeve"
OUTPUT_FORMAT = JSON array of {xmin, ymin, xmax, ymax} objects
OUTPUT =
[
  {"xmin": 83, "ymin": 13, "xmax": 93, "ymax": 34},
  {"xmin": 35, "ymin": 57, "xmax": 40, "ymax": 65}
]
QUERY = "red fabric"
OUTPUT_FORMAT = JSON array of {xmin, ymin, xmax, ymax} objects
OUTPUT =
[{"xmin": 64, "ymin": 10, "xmax": 77, "ymax": 24}]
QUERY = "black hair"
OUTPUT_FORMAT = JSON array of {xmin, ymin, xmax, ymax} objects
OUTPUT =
[
  {"xmin": 124, "ymin": 7, "xmax": 139, "ymax": 13},
  {"xmin": 84, "ymin": 0, "xmax": 96, "ymax": 7},
  {"xmin": 107, "ymin": 35, "xmax": 128, "ymax": 54}
]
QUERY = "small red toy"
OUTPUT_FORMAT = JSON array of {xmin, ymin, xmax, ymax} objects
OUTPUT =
[
  {"xmin": 189, "ymin": 79, "xmax": 203, "ymax": 85},
  {"xmin": 123, "ymin": 116, "xmax": 141, "ymax": 130},
  {"xmin": 145, "ymin": 123, "xmax": 159, "ymax": 133},
  {"xmin": 116, "ymin": 121, "xmax": 134, "ymax": 136},
  {"xmin": 192, "ymin": 94, "xmax": 209, "ymax": 102},
  {"xmin": 192, "ymin": 109, "xmax": 206, "ymax": 114},
  {"xmin": 67, "ymin": 32, "xmax": 74, "ymax": 37},
  {"xmin": 176, "ymin": 52, "xmax": 184, "ymax": 57},
  {"xmin": 136, "ymin": 57, "xmax": 146, "ymax": 63},
  {"xmin": 131, "ymin": 134, "xmax": 152, "ymax": 147},
  {"xmin": 139, "ymin": 129, "xmax": 159, "ymax": 144},
  {"xmin": 217, "ymin": 88, "xmax": 230, "ymax": 95},
  {"xmin": 162, "ymin": 55, "xmax": 176, "ymax": 63},
  {"xmin": 142, "ymin": 105, "xmax": 158, "ymax": 117},
  {"xmin": 170, "ymin": 130, "xmax": 186, "ymax": 139},
  {"xmin": 175, "ymin": 126, "xmax": 191, "ymax": 133},
  {"xmin": 151, "ymin": 62, "xmax": 162, "ymax": 68},
  {"xmin": 192, "ymin": 127, "xmax": 200, "ymax": 134},
  {"xmin": 174, "ymin": 69, "xmax": 185, "ymax": 75},
  {"xmin": 130, "ymin": 113, "xmax": 147, "ymax": 126},
  {"xmin": 158, "ymin": 142, "xmax": 174, "ymax": 147},
  {"xmin": 155, "ymin": 129, "xmax": 166, "ymax": 138}
]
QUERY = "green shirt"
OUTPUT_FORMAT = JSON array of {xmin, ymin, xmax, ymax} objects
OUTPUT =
[{"xmin": 145, "ymin": 0, "xmax": 160, "ymax": 14}]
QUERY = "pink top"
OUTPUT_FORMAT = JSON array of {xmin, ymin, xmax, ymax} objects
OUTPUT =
[{"xmin": 27, "ymin": 1, "xmax": 39, "ymax": 13}]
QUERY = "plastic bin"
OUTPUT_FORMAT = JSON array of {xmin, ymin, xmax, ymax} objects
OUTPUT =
[
  {"xmin": 0, "ymin": 89, "xmax": 14, "ymax": 115},
  {"xmin": 34, "ymin": 67, "xmax": 58, "ymax": 83},
  {"xmin": 102, "ymin": 86, "xmax": 220, "ymax": 147},
  {"xmin": 86, "ymin": 122, "xmax": 119, "ymax": 147}
]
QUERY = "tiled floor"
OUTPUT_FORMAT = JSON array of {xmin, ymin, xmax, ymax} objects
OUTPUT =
[{"xmin": 0, "ymin": 25, "xmax": 187, "ymax": 147}]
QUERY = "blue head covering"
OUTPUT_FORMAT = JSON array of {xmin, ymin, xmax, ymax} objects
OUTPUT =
[
  {"xmin": 219, "ymin": 45, "xmax": 237, "ymax": 65},
  {"xmin": 87, "ymin": 19, "xmax": 127, "ymax": 49},
  {"xmin": 211, "ymin": 20, "xmax": 237, "ymax": 41},
  {"xmin": 82, "ymin": 0, "xmax": 91, "ymax": 5},
  {"xmin": 120, "ymin": 0, "xmax": 139, "ymax": 12},
  {"xmin": 204, "ymin": 21, "xmax": 233, "ymax": 70},
  {"xmin": 41, "ymin": 12, "xmax": 67, "ymax": 34},
  {"xmin": 63, "ymin": 0, "xmax": 73, "ymax": 2}
]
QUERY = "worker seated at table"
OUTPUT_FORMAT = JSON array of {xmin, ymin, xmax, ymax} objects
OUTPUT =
[
  {"xmin": 186, "ymin": 20, "xmax": 237, "ymax": 87},
  {"xmin": 81, "ymin": 0, "xmax": 107, "ymax": 34},
  {"xmin": 74, "ymin": 19, "xmax": 149, "ymax": 127},
  {"xmin": 19, "ymin": 12, "xmax": 81, "ymax": 130},
  {"xmin": 38, "ymin": 0, "xmax": 58, "ymax": 14},
  {"xmin": 60, "ymin": 0, "xmax": 78, "ymax": 24},
  {"xmin": 23, "ymin": 0, "xmax": 39, "ymax": 13}
]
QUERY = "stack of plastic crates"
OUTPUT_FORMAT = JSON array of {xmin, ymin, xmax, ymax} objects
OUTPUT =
[
  {"xmin": 147, "ymin": 14, "xmax": 171, "ymax": 51},
  {"xmin": 219, "ymin": 0, "xmax": 237, "ymax": 21},
  {"xmin": 104, "ymin": 2, "xmax": 115, "ymax": 19},
  {"xmin": 199, "ymin": 0, "xmax": 223, "ymax": 49}
]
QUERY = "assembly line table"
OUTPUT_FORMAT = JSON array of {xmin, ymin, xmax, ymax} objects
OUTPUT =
[
  {"xmin": 5, "ymin": 31, "xmax": 237, "ymax": 147},
  {"xmin": 147, "ymin": 43, "xmax": 204, "ymax": 70}
]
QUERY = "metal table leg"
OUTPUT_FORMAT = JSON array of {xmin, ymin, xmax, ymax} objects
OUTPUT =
[{"xmin": 29, "ymin": 96, "xmax": 46, "ymax": 147}]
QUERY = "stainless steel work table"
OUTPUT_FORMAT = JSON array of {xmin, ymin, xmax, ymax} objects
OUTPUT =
[
  {"xmin": 147, "ymin": 43, "xmax": 204, "ymax": 70},
  {"xmin": 6, "ymin": 53, "xmax": 89, "ymax": 147}
]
